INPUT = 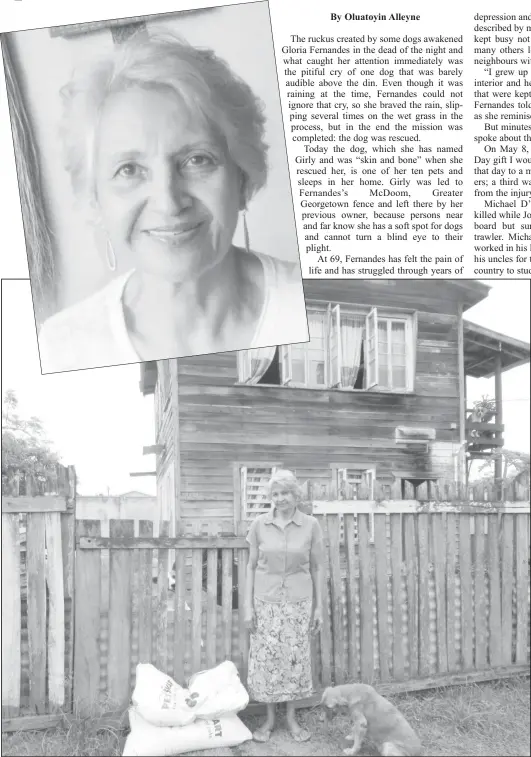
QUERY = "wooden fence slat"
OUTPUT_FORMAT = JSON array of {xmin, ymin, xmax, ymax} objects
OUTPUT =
[
  {"xmin": 156, "ymin": 521, "xmax": 170, "ymax": 674},
  {"xmin": 61, "ymin": 467, "xmax": 76, "ymax": 713},
  {"xmin": 26, "ymin": 513, "xmax": 47, "ymax": 714},
  {"xmin": 459, "ymin": 516, "xmax": 474, "ymax": 671},
  {"xmin": 431, "ymin": 514, "xmax": 448, "ymax": 675},
  {"xmin": 79, "ymin": 536, "xmax": 248, "ymax": 549},
  {"xmin": 173, "ymin": 529, "xmax": 186, "ymax": 685},
  {"xmin": 374, "ymin": 514, "xmax": 390, "ymax": 682},
  {"xmin": 237, "ymin": 524, "xmax": 249, "ymax": 684},
  {"xmin": 390, "ymin": 514, "xmax": 404, "ymax": 681},
  {"xmin": 137, "ymin": 521, "xmax": 153, "ymax": 665},
  {"xmin": 327, "ymin": 515, "xmax": 346, "ymax": 684},
  {"xmin": 74, "ymin": 520, "xmax": 101, "ymax": 715},
  {"xmin": 403, "ymin": 515, "xmax": 418, "ymax": 680},
  {"xmin": 191, "ymin": 522, "xmax": 203, "ymax": 675},
  {"xmin": 2, "ymin": 514, "xmax": 21, "ymax": 717},
  {"xmin": 446, "ymin": 513, "xmax": 458, "ymax": 673},
  {"xmin": 474, "ymin": 515, "xmax": 487, "ymax": 670},
  {"xmin": 515, "ymin": 514, "xmax": 529, "ymax": 664},
  {"xmin": 344, "ymin": 513, "xmax": 359, "ymax": 682},
  {"xmin": 317, "ymin": 515, "xmax": 333, "ymax": 686},
  {"xmin": 108, "ymin": 520, "xmax": 133, "ymax": 708},
  {"xmin": 487, "ymin": 514, "xmax": 502, "ymax": 668},
  {"xmin": 45, "ymin": 513, "xmax": 65, "ymax": 709},
  {"xmin": 221, "ymin": 549, "xmax": 233, "ymax": 666},
  {"xmin": 500, "ymin": 515, "xmax": 514, "ymax": 666},
  {"xmin": 2, "ymin": 496, "xmax": 67, "ymax": 513},
  {"xmin": 205, "ymin": 523, "xmax": 218, "ymax": 670},
  {"xmin": 357, "ymin": 514, "xmax": 374, "ymax": 683},
  {"xmin": 417, "ymin": 514, "xmax": 430, "ymax": 678}
]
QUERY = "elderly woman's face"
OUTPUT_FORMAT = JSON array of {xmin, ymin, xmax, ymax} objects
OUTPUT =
[
  {"xmin": 271, "ymin": 483, "xmax": 297, "ymax": 511},
  {"xmin": 94, "ymin": 86, "xmax": 242, "ymax": 282}
]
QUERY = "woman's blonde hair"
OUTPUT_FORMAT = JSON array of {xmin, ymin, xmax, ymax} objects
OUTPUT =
[
  {"xmin": 59, "ymin": 29, "xmax": 269, "ymax": 208},
  {"xmin": 267, "ymin": 469, "xmax": 302, "ymax": 500}
]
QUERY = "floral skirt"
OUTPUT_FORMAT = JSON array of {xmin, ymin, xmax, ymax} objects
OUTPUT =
[{"xmin": 247, "ymin": 596, "xmax": 314, "ymax": 703}]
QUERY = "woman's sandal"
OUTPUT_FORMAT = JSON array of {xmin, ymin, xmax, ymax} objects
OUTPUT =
[{"xmin": 253, "ymin": 726, "xmax": 273, "ymax": 742}]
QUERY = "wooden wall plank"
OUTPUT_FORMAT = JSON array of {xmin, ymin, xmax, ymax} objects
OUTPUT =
[
  {"xmin": 26, "ymin": 513, "xmax": 47, "ymax": 713},
  {"xmin": 403, "ymin": 515, "xmax": 419, "ymax": 680},
  {"xmin": 374, "ymin": 515, "xmax": 390, "ymax": 682},
  {"xmin": 515, "ymin": 514, "xmax": 529, "ymax": 664},
  {"xmin": 474, "ymin": 516, "xmax": 487, "ymax": 670},
  {"xmin": 500, "ymin": 515, "xmax": 514, "ymax": 666},
  {"xmin": 431, "ymin": 514, "xmax": 448, "ymax": 674},
  {"xmin": 446, "ymin": 513, "xmax": 458, "ymax": 673},
  {"xmin": 390, "ymin": 514, "xmax": 404, "ymax": 681},
  {"xmin": 74, "ymin": 520, "xmax": 101, "ymax": 716},
  {"xmin": 358, "ymin": 514, "xmax": 374, "ymax": 683},
  {"xmin": 137, "ymin": 521, "xmax": 153, "ymax": 665},
  {"xmin": 417, "ymin": 514, "xmax": 430, "ymax": 678},
  {"xmin": 1, "ymin": 514, "xmax": 21, "ymax": 717},
  {"xmin": 108, "ymin": 520, "xmax": 133, "ymax": 708},
  {"xmin": 459, "ymin": 516, "xmax": 473, "ymax": 671},
  {"xmin": 45, "ymin": 513, "xmax": 65, "ymax": 709},
  {"xmin": 344, "ymin": 514, "xmax": 359, "ymax": 682}
]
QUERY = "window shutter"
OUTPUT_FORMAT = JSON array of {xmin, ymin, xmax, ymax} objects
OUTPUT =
[
  {"xmin": 242, "ymin": 466, "xmax": 276, "ymax": 519},
  {"xmin": 280, "ymin": 345, "xmax": 292, "ymax": 385},
  {"xmin": 365, "ymin": 307, "xmax": 379, "ymax": 388},
  {"xmin": 329, "ymin": 304, "xmax": 342, "ymax": 387}
]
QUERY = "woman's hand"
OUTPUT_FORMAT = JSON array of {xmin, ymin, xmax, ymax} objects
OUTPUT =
[
  {"xmin": 311, "ymin": 606, "xmax": 323, "ymax": 635},
  {"xmin": 244, "ymin": 605, "xmax": 256, "ymax": 634}
]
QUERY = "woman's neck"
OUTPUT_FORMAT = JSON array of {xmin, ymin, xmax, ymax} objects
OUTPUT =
[{"xmin": 275, "ymin": 506, "xmax": 297, "ymax": 522}]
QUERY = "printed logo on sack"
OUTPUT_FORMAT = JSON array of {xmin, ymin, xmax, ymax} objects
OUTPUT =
[
  {"xmin": 207, "ymin": 719, "xmax": 223, "ymax": 738},
  {"xmin": 161, "ymin": 679, "xmax": 173, "ymax": 709}
]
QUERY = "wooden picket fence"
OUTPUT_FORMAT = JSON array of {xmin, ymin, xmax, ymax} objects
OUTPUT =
[
  {"xmin": 1, "ymin": 465, "xmax": 76, "ymax": 731},
  {"xmin": 71, "ymin": 499, "xmax": 530, "ymax": 716}
]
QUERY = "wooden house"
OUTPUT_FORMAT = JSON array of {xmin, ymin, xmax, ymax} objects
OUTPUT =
[{"xmin": 139, "ymin": 280, "xmax": 530, "ymax": 535}]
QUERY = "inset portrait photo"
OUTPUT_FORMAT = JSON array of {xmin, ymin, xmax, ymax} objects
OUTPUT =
[{"xmin": 2, "ymin": 2, "xmax": 308, "ymax": 374}]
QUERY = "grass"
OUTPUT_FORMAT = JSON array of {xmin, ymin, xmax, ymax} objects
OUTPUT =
[{"xmin": 2, "ymin": 677, "xmax": 529, "ymax": 757}]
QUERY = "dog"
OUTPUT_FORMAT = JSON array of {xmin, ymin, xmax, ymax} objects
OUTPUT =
[{"xmin": 321, "ymin": 684, "xmax": 422, "ymax": 756}]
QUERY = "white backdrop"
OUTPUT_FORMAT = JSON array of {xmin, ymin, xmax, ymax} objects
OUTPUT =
[{"xmin": 8, "ymin": 1, "xmax": 299, "ymax": 312}]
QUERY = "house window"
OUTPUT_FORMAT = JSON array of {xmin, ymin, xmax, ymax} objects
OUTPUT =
[
  {"xmin": 240, "ymin": 465, "xmax": 279, "ymax": 520},
  {"xmin": 238, "ymin": 305, "xmax": 416, "ymax": 392}
]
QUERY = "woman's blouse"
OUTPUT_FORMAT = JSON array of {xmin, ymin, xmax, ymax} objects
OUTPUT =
[
  {"xmin": 246, "ymin": 508, "xmax": 324, "ymax": 603},
  {"xmin": 37, "ymin": 252, "xmax": 308, "ymax": 374}
]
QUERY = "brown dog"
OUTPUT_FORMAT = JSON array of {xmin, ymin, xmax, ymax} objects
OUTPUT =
[{"xmin": 321, "ymin": 684, "xmax": 422, "ymax": 756}]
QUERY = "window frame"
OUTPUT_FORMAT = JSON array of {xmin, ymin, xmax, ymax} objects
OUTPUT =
[{"xmin": 236, "ymin": 304, "xmax": 417, "ymax": 393}]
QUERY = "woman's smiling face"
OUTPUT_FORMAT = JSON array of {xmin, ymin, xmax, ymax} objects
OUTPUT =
[{"xmin": 94, "ymin": 86, "xmax": 243, "ymax": 282}]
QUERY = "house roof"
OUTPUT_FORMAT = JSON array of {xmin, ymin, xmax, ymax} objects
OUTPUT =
[{"xmin": 463, "ymin": 320, "xmax": 531, "ymax": 378}]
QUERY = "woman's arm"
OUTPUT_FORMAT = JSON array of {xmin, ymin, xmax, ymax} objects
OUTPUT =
[{"xmin": 244, "ymin": 520, "xmax": 259, "ymax": 630}]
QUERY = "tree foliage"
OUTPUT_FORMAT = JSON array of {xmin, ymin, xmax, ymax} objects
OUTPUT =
[{"xmin": 2, "ymin": 390, "xmax": 59, "ymax": 481}]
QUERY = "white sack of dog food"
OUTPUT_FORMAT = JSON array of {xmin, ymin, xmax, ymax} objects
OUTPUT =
[
  {"xmin": 131, "ymin": 664, "xmax": 196, "ymax": 727},
  {"xmin": 122, "ymin": 708, "xmax": 252, "ymax": 757},
  {"xmin": 188, "ymin": 660, "xmax": 249, "ymax": 719}
]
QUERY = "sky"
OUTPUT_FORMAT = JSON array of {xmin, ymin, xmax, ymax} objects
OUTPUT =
[{"xmin": 1, "ymin": 279, "xmax": 529, "ymax": 495}]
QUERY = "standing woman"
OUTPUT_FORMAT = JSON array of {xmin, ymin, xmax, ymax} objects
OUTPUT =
[{"xmin": 244, "ymin": 469, "xmax": 324, "ymax": 742}]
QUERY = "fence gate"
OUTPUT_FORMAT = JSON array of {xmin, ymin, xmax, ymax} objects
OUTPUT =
[{"xmin": 1, "ymin": 465, "xmax": 76, "ymax": 732}]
